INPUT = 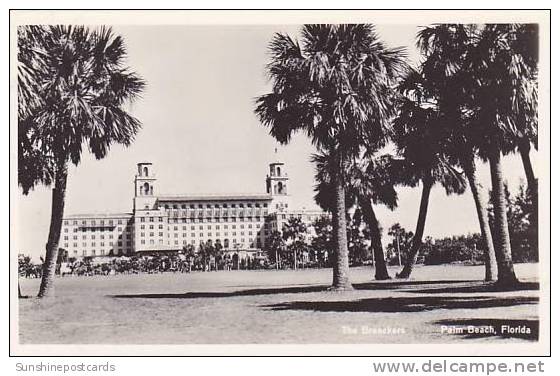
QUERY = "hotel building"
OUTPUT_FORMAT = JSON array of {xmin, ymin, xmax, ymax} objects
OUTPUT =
[{"xmin": 61, "ymin": 159, "xmax": 326, "ymax": 259}]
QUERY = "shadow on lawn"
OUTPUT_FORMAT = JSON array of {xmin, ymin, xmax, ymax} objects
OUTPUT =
[
  {"xmin": 112, "ymin": 279, "xmax": 478, "ymax": 299},
  {"xmin": 113, "ymin": 285, "xmax": 328, "ymax": 299},
  {"xmin": 434, "ymin": 318, "xmax": 539, "ymax": 341},
  {"xmin": 353, "ymin": 279, "xmax": 478, "ymax": 291},
  {"xmin": 264, "ymin": 296, "xmax": 539, "ymax": 313},
  {"xmin": 409, "ymin": 281, "xmax": 539, "ymax": 294}
]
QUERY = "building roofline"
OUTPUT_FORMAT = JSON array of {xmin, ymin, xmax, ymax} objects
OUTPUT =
[{"xmin": 156, "ymin": 193, "xmax": 273, "ymax": 202}]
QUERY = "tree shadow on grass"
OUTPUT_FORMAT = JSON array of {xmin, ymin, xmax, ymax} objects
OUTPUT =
[
  {"xmin": 434, "ymin": 318, "xmax": 539, "ymax": 341},
  {"xmin": 264, "ymin": 296, "xmax": 538, "ymax": 313},
  {"xmin": 113, "ymin": 285, "xmax": 329, "ymax": 299},
  {"xmin": 409, "ymin": 281, "xmax": 539, "ymax": 294},
  {"xmin": 353, "ymin": 280, "xmax": 479, "ymax": 291},
  {"xmin": 112, "ymin": 280, "xmax": 479, "ymax": 299}
]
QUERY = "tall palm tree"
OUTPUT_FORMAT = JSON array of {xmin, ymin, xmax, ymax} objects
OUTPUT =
[
  {"xmin": 312, "ymin": 152, "xmax": 397, "ymax": 280},
  {"xmin": 392, "ymin": 76, "xmax": 467, "ymax": 279},
  {"xmin": 18, "ymin": 26, "xmax": 145, "ymax": 297},
  {"xmin": 255, "ymin": 24, "xmax": 406, "ymax": 290},
  {"xmin": 465, "ymin": 24, "xmax": 538, "ymax": 285},
  {"xmin": 416, "ymin": 24, "xmax": 498, "ymax": 281}
]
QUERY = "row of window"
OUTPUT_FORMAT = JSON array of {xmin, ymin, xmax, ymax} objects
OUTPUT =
[
  {"xmin": 139, "ymin": 231, "xmax": 265, "ymax": 238},
  {"xmin": 165, "ymin": 217, "xmax": 266, "ymax": 224},
  {"xmin": 277, "ymin": 213, "xmax": 323, "ymax": 221},
  {"xmin": 161, "ymin": 202, "xmax": 268, "ymax": 209},
  {"xmin": 63, "ymin": 241, "xmax": 132, "ymax": 249},
  {"xmin": 64, "ymin": 241, "xmax": 130, "ymax": 248},
  {"xmin": 69, "ymin": 249, "xmax": 131, "ymax": 256},
  {"xmin": 64, "ymin": 234, "xmax": 131, "ymax": 240},
  {"xmin": 139, "ymin": 238, "xmax": 261, "ymax": 247},
  {"xmin": 144, "ymin": 224, "xmax": 262, "ymax": 231},
  {"xmin": 63, "ymin": 226, "xmax": 131, "ymax": 233},
  {"xmin": 64, "ymin": 231, "xmax": 270, "ymax": 248},
  {"xmin": 63, "ymin": 219, "xmax": 130, "ymax": 226}
]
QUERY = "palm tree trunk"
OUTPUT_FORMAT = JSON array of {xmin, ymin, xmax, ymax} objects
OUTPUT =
[
  {"xmin": 330, "ymin": 171, "xmax": 353, "ymax": 290},
  {"xmin": 37, "ymin": 160, "xmax": 68, "ymax": 298},
  {"xmin": 519, "ymin": 139, "xmax": 538, "ymax": 228},
  {"xmin": 396, "ymin": 178, "xmax": 432, "ymax": 279},
  {"xmin": 359, "ymin": 196, "xmax": 390, "ymax": 280},
  {"xmin": 488, "ymin": 147, "xmax": 518, "ymax": 286},
  {"xmin": 462, "ymin": 156, "xmax": 498, "ymax": 281},
  {"xmin": 519, "ymin": 139, "xmax": 537, "ymax": 194}
]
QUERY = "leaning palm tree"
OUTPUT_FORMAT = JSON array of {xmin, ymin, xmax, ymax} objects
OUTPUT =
[
  {"xmin": 312, "ymin": 152, "xmax": 397, "ymax": 280},
  {"xmin": 464, "ymin": 24, "xmax": 538, "ymax": 286},
  {"xmin": 416, "ymin": 24, "xmax": 498, "ymax": 281},
  {"xmin": 18, "ymin": 26, "xmax": 145, "ymax": 297},
  {"xmin": 350, "ymin": 156, "xmax": 399, "ymax": 280},
  {"xmin": 392, "ymin": 83, "xmax": 467, "ymax": 279},
  {"xmin": 255, "ymin": 24, "xmax": 406, "ymax": 290}
]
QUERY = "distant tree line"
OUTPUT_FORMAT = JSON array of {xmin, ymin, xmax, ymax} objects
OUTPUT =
[{"xmin": 264, "ymin": 180, "xmax": 538, "ymax": 269}]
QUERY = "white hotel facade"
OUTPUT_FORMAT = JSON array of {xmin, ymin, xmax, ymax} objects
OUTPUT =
[{"xmin": 60, "ymin": 159, "xmax": 326, "ymax": 259}]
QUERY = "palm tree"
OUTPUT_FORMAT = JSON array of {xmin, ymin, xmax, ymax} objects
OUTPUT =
[
  {"xmin": 18, "ymin": 26, "xmax": 145, "ymax": 297},
  {"xmin": 214, "ymin": 240, "xmax": 224, "ymax": 271},
  {"xmin": 255, "ymin": 24, "xmax": 406, "ymax": 290},
  {"xmin": 312, "ymin": 152, "xmax": 397, "ymax": 280},
  {"xmin": 351, "ymin": 156, "xmax": 399, "ymax": 280},
  {"xmin": 182, "ymin": 244, "xmax": 196, "ymax": 272},
  {"xmin": 282, "ymin": 217, "xmax": 308, "ymax": 270},
  {"xmin": 264, "ymin": 230, "xmax": 285, "ymax": 269},
  {"xmin": 310, "ymin": 217, "xmax": 333, "ymax": 268},
  {"xmin": 415, "ymin": 24, "xmax": 498, "ymax": 281},
  {"xmin": 464, "ymin": 24, "xmax": 538, "ymax": 285},
  {"xmin": 392, "ymin": 75, "xmax": 467, "ymax": 279}
]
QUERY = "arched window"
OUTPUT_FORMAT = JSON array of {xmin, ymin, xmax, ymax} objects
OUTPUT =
[
  {"xmin": 278, "ymin": 182, "xmax": 283, "ymax": 194},
  {"xmin": 143, "ymin": 182, "xmax": 150, "ymax": 195},
  {"xmin": 276, "ymin": 166, "xmax": 281, "ymax": 176},
  {"xmin": 143, "ymin": 166, "xmax": 149, "ymax": 176}
]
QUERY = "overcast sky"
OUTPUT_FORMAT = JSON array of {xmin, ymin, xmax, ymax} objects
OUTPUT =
[{"xmin": 15, "ymin": 24, "xmax": 531, "ymax": 261}]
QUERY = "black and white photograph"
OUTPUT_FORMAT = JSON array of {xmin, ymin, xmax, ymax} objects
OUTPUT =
[{"xmin": 9, "ymin": 10, "xmax": 550, "ymax": 356}]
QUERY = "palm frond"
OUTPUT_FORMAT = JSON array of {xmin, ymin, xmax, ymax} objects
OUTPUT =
[{"xmin": 17, "ymin": 25, "xmax": 145, "ymax": 191}]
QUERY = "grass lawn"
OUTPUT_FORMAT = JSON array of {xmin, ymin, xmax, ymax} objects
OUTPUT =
[{"xmin": 18, "ymin": 263, "xmax": 540, "ymax": 344}]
